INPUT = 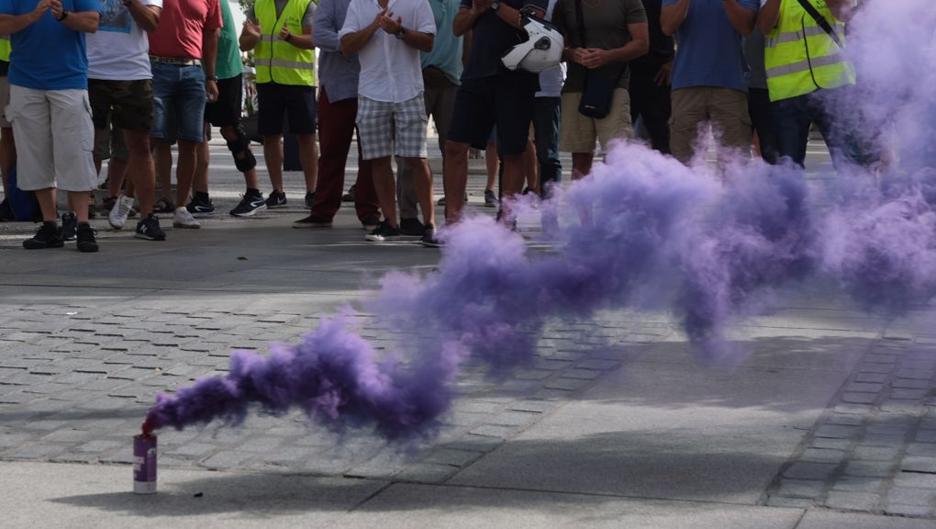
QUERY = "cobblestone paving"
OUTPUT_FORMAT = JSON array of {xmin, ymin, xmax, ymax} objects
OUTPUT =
[
  {"xmin": 765, "ymin": 334, "xmax": 936, "ymax": 519},
  {"xmin": 0, "ymin": 301, "xmax": 672, "ymax": 484}
]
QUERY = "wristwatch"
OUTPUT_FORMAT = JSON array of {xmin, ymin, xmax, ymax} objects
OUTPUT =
[
  {"xmin": 394, "ymin": 27, "xmax": 407, "ymax": 39},
  {"xmin": 490, "ymin": 1, "xmax": 501, "ymax": 11},
  {"xmin": 56, "ymin": 10, "xmax": 69, "ymax": 21}
]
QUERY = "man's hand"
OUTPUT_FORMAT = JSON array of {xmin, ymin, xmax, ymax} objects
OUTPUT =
[
  {"xmin": 206, "ymin": 79, "xmax": 218, "ymax": 102},
  {"xmin": 379, "ymin": 12, "xmax": 402, "ymax": 34},
  {"xmin": 471, "ymin": 0, "xmax": 492, "ymax": 15},
  {"xmin": 654, "ymin": 61, "xmax": 672, "ymax": 86},
  {"xmin": 567, "ymin": 48, "xmax": 590, "ymax": 66},
  {"xmin": 279, "ymin": 24, "xmax": 291, "ymax": 41},
  {"xmin": 50, "ymin": 0, "xmax": 64, "ymax": 20},
  {"xmin": 32, "ymin": 0, "xmax": 52, "ymax": 19},
  {"xmin": 243, "ymin": 19, "xmax": 261, "ymax": 38},
  {"xmin": 580, "ymin": 48, "xmax": 613, "ymax": 69}
]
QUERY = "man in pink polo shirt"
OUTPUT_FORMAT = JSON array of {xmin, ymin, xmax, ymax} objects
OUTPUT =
[{"xmin": 147, "ymin": 0, "xmax": 220, "ymax": 229}]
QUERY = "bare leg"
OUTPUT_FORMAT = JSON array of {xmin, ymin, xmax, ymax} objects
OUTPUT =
[
  {"xmin": 500, "ymin": 153, "xmax": 526, "ymax": 203},
  {"xmin": 298, "ymin": 133, "xmax": 318, "ymax": 193},
  {"xmin": 370, "ymin": 156, "xmax": 397, "ymax": 227},
  {"xmin": 220, "ymin": 125, "xmax": 259, "ymax": 189},
  {"xmin": 107, "ymin": 158, "xmax": 129, "ymax": 198},
  {"xmin": 67, "ymin": 191, "xmax": 91, "ymax": 223},
  {"xmin": 154, "ymin": 142, "xmax": 173, "ymax": 203},
  {"xmin": 194, "ymin": 126, "xmax": 210, "ymax": 195},
  {"xmin": 571, "ymin": 152, "xmax": 594, "ymax": 180},
  {"xmin": 443, "ymin": 140, "xmax": 469, "ymax": 223},
  {"xmin": 175, "ymin": 140, "xmax": 198, "ymax": 207},
  {"xmin": 123, "ymin": 129, "xmax": 155, "ymax": 215},
  {"xmin": 405, "ymin": 156, "xmax": 435, "ymax": 227},
  {"xmin": 34, "ymin": 188, "xmax": 57, "ymax": 222},
  {"xmin": 264, "ymin": 135, "xmax": 284, "ymax": 192},
  {"xmin": 484, "ymin": 142, "xmax": 497, "ymax": 192},
  {"xmin": 524, "ymin": 139, "xmax": 539, "ymax": 194},
  {"xmin": 0, "ymin": 127, "xmax": 15, "ymax": 194}
]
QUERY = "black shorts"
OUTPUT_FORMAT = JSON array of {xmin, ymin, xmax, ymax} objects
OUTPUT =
[
  {"xmin": 88, "ymin": 79, "xmax": 154, "ymax": 132},
  {"xmin": 448, "ymin": 72, "xmax": 538, "ymax": 156},
  {"xmin": 205, "ymin": 74, "xmax": 243, "ymax": 128},
  {"xmin": 257, "ymin": 83, "xmax": 317, "ymax": 136}
]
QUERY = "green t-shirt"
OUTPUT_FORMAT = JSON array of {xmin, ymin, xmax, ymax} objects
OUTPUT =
[{"xmin": 217, "ymin": 0, "xmax": 244, "ymax": 80}]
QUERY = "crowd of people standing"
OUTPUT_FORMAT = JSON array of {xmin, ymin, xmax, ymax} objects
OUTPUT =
[{"xmin": 0, "ymin": 0, "xmax": 869, "ymax": 252}]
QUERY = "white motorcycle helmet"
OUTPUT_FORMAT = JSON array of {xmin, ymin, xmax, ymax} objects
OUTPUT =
[{"xmin": 501, "ymin": 14, "xmax": 564, "ymax": 74}]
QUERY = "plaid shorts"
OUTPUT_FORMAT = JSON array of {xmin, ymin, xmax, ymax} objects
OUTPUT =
[{"xmin": 356, "ymin": 94, "xmax": 428, "ymax": 160}]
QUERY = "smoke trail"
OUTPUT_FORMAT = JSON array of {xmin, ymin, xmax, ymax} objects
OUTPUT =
[{"xmin": 144, "ymin": 0, "xmax": 936, "ymax": 440}]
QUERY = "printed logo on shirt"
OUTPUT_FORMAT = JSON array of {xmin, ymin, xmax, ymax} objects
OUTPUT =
[{"xmin": 99, "ymin": 0, "xmax": 132, "ymax": 33}]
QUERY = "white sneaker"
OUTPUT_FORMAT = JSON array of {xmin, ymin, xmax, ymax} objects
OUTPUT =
[
  {"xmin": 173, "ymin": 207, "xmax": 200, "ymax": 229},
  {"xmin": 108, "ymin": 194, "xmax": 135, "ymax": 230}
]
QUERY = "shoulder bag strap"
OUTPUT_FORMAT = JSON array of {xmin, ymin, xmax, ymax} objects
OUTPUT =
[{"xmin": 795, "ymin": 0, "xmax": 844, "ymax": 48}]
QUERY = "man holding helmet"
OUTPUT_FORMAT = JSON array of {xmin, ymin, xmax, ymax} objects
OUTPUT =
[{"xmin": 440, "ymin": 0, "xmax": 549, "ymax": 230}]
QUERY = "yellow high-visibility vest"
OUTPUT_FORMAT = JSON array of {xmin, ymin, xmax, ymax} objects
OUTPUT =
[
  {"xmin": 763, "ymin": 0, "xmax": 855, "ymax": 102},
  {"xmin": 0, "ymin": 36, "xmax": 10, "ymax": 63},
  {"xmin": 254, "ymin": 0, "xmax": 316, "ymax": 86}
]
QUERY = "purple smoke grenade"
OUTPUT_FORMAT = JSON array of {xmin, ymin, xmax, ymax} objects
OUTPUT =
[{"xmin": 133, "ymin": 434, "xmax": 157, "ymax": 494}]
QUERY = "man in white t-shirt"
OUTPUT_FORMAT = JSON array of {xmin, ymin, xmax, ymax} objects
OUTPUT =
[
  {"xmin": 87, "ymin": 0, "xmax": 165, "ymax": 241},
  {"xmin": 339, "ymin": 0, "xmax": 437, "ymax": 244}
]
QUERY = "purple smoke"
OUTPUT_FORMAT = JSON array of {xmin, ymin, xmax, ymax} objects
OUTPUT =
[{"xmin": 144, "ymin": 0, "xmax": 936, "ymax": 440}]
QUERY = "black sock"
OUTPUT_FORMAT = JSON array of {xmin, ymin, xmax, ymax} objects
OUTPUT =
[
  {"xmin": 246, "ymin": 188, "xmax": 260, "ymax": 196},
  {"xmin": 195, "ymin": 191, "xmax": 210, "ymax": 202},
  {"xmin": 43, "ymin": 220, "xmax": 57, "ymax": 228}
]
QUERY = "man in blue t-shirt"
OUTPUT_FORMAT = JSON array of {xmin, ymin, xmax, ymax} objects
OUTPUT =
[
  {"xmin": 661, "ymin": 0, "xmax": 758, "ymax": 164},
  {"xmin": 0, "ymin": 0, "xmax": 101, "ymax": 252},
  {"xmin": 438, "ymin": 0, "xmax": 547, "ymax": 235}
]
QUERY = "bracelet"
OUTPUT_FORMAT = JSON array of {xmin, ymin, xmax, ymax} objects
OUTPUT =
[{"xmin": 206, "ymin": 75, "xmax": 218, "ymax": 81}]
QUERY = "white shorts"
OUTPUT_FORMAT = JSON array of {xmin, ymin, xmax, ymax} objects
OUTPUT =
[
  {"xmin": 8, "ymin": 85, "xmax": 97, "ymax": 192},
  {"xmin": 356, "ymin": 94, "xmax": 428, "ymax": 161}
]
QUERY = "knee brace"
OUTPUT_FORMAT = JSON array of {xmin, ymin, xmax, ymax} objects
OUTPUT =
[{"xmin": 226, "ymin": 128, "xmax": 257, "ymax": 173}]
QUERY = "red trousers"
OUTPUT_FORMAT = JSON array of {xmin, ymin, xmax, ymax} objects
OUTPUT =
[{"xmin": 311, "ymin": 87, "xmax": 380, "ymax": 222}]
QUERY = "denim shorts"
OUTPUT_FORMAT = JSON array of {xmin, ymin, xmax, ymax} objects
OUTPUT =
[{"xmin": 150, "ymin": 62, "xmax": 206, "ymax": 143}]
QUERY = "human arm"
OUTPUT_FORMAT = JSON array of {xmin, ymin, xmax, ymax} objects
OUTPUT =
[
  {"xmin": 313, "ymin": 0, "xmax": 340, "ymax": 51},
  {"xmin": 203, "ymin": 27, "xmax": 219, "ymax": 100},
  {"xmin": 756, "ymin": 0, "xmax": 779, "ymax": 34},
  {"xmin": 51, "ymin": 0, "xmax": 99, "ymax": 32},
  {"xmin": 723, "ymin": 0, "xmax": 755, "ymax": 36},
  {"xmin": 660, "ymin": 0, "xmax": 690, "ymax": 36},
  {"xmin": 124, "ymin": 0, "xmax": 160, "ymax": 32},
  {"xmin": 377, "ymin": 0, "xmax": 434, "ymax": 53},
  {"xmin": 281, "ymin": 2, "xmax": 316, "ymax": 49},
  {"xmin": 239, "ymin": 8, "xmax": 261, "ymax": 51},
  {"xmin": 578, "ymin": 21, "xmax": 649, "ymax": 69},
  {"xmin": 339, "ymin": 4, "xmax": 385, "ymax": 55},
  {"xmin": 0, "ymin": 0, "xmax": 50, "ymax": 35}
]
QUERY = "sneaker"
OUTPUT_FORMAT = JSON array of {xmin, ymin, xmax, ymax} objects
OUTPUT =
[
  {"xmin": 365, "ymin": 221, "xmax": 401, "ymax": 242},
  {"xmin": 266, "ymin": 190, "xmax": 287, "ymax": 209},
  {"xmin": 420, "ymin": 224, "xmax": 442, "ymax": 248},
  {"xmin": 0, "ymin": 198, "xmax": 13, "ymax": 221},
  {"xmin": 173, "ymin": 207, "xmax": 200, "ymax": 229},
  {"xmin": 186, "ymin": 195, "xmax": 215, "ymax": 217},
  {"xmin": 61, "ymin": 212, "xmax": 77, "ymax": 241},
  {"xmin": 399, "ymin": 217, "xmax": 425, "ymax": 236},
  {"xmin": 484, "ymin": 189, "xmax": 499, "ymax": 208},
  {"xmin": 135, "ymin": 214, "xmax": 166, "ymax": 241},
  {"xmin": 101, "ymin": 195, "xmax": 117, "ymax": 215},
  {"xmin": 230, "ymin": 192, "xmax": 267, "ymax": 217},
  {"xmin": 108, "ymin": 194, "xmax": 135, "ymax": 229},
  {"xmin": 23, "ymin": 221, "xmax": 64, "ymax": 249},
  {"xmin": 76, "ymin": 222, "xmax": 99, "ymax": 252},
  {"xmin": 292, "ymin": 214, "xmax": 332, "ymax": 229},
  {"xmin": 341, "ymin": 185, "xmax": 356, "ymax": 203},
  {"xmin": 437, "ymin": 196, "xmax": 446, "ymax": 206},
  {"xmin": 361, "ymin": 217, "xmax": 380, "ymax": 231},
  {"xmin": 304, "ymin": 191, "xmax": 316, "ymax": 209},
  {"xmin": 153, "ymin": 197, "xmax": 175, "ymax": 213}
]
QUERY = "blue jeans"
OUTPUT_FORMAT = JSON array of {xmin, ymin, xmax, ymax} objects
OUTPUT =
[
  {"xmin": 532, "ymin": 96, "xmax": 561, "ymax": 197},
  {"xmin": 773, "ymin": 86, "xmax": 875, "ymax": 169},
  {"xmin": 151, "ymin": 62, "xmax": 207, "ymax": 143}
]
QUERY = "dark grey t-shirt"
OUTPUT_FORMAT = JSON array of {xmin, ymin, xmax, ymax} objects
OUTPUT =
[
  {"xmin": 743, "ymin": 29, "xmax": 768, "ymax": 90},
  {"xmin": 553, "ymin": 0, "xmax": 647, "ymax": 91},
  {"xmin": 459, "ymin": 0, "xmax": 549, "ymax": 80}
]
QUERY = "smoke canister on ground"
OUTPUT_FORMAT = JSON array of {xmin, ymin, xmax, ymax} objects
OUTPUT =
[{"xmin": 133, "ymin": 434, "xmax": 157, "ymax": 494}]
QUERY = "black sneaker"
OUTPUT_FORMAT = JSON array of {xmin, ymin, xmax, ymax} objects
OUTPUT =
[
  {"xmin": 420, "ymin": 224, "xmax": 442, "ymax": 248},
  {"xmin": 230, "ymin": 192, "xmax": 267, "ymax": 217},
  {"xmin": 76, "ymin": 222, "xmax": 99, "ymax": 253},
  {"xmin": 266, "ymin": 190, "xmax": 287, "ymax": 208},
  {"xmin": 341, "ymin": 185, "xmax": 356, "ymax": 203},
  {"xmin": 153, "ymin": 197, "xmax": 175, "ymax": 213},
  {"xmin": 292, "ymin": 214, "xmax": 332, "ymax": 229},
  {"xmin": 484, "ymin": 189, "xmax": 499, "ymax": 208},
  {"xmin": 361, "ymin": 216, "xmax": 380, "ymax": 231},
  {"xmin": 135, "ymin": 214, "xmax": 166, "ymax": 241},
  {"xmin": 304, "ymin": 191, "xmax": 316, "ymax": 209},
  {"xmin": 23, "ymin": 221, "xmax": 64, "ymax": 249},
  {"xmin": 61, "ymin": 212, "xmax": 77, "ymax": 241},
  {"xmin": 364, "ymin": 221, "xmax": 401, "ymax": 242},
  {"xmin": 399, "ymin": 217, "xmax": 424, "ymax": 236},
  {"xmin": 0, "ymin": 198, "xmax": 13, "ymax": 221},
  {"xmin": 186, "ymin": 196, "xmax": 215, "ymax": 217}
]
